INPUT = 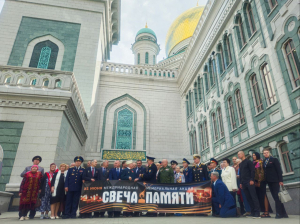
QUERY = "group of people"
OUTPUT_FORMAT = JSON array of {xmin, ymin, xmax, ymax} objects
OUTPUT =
[{"xmin": 17, "ymin": 148, "xmax": 288, "ymax": 220}]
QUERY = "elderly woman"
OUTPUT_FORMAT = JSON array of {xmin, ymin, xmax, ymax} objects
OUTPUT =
[
  {"xmin": 38, "ymin": 163, "xmax": 56, "ymax": 219},
  {"xmin": 174, "ymin": 166, "xmax": 185, "ymax": 183},
  {"xmin": 50, "ymin": 163, "xmax": 67, "ymax": 219},
  {"xmin": 19, "ymin": 165, "xmax": 43, "ymax": 221},
  {"xmin": 252, "ymin": 152, "xmax": 273, "ymax": 217}
]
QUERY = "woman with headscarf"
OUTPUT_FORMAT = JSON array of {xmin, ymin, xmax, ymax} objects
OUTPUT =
[
  {"xmin": 50, "ymin": 163, "xmax": 67, "ymax": 219},
  {"xmin": 19, "ymin": 165, "xmax": 43, "ymax": 221},
  {"xmin": 38, "ymin": 163, "xmax": 56, "ymax": 219},
  {"xmin": 252, "ymin": 152, "xmax": 273, "ymax": 218}
]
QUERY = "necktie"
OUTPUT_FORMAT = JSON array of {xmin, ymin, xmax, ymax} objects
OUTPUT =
[
  {"xmin": 264, "ymin": 158, "xmax": 269, "ymax": 168},
  {"xmin": 103, "ymin": 168, "xmax": 106, "ymax": 176},
  {"xmin": 136, "ymin": 168, "xmax": 138, "ymax": 173},
  {"xmin": 117, "ymin": 168, "xmax": 119, "ymax": 175},
  {"xmin": 92, "ymin": 168, "xmax": 94, "ymax": 177}
]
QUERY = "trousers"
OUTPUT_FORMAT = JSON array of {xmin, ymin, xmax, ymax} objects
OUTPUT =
[
  {"xmin": 242, "ymin": 181, "xmax": 260, "ymax": 214},
  {"xmin": 65, "ymin": 191, "xmax": 81, "ymax": 218},
  {"xmin": 267, "ymin": 182, "xmax": 287, "ymax": 216}
]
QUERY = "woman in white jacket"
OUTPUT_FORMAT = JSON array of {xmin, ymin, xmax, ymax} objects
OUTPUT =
[{"xmin": 221, "ymin": 158, "xmax": 238, "ymax": 205}]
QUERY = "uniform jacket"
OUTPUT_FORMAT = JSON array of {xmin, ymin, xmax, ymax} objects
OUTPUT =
[
  {"xmin": 65, "ymin": 166, "xmax": 85, "ymax": 191},
  {"xmin": 83, "ymin": 167, "xmax": 101, "ymax": 181},
  {"xmin": 263, "ymin": 157, "xmax": 283, "ymax": 183},
  {"xmin": 183, "ymin": 167, "xmax": 193, "ymax": 183},
  {"xmin": 141, "ymin": 163, "xmax": 157, "ymax": 183},
  {"xmin": 208, "ymin": 168, "xmax": 222, "ymax": 181},
  {"xmin": 100, "ymin": 167, "xmax": 110, "ymax": 180},
  {"xmin": 174, "ymin": 173, "xmax": 185, "ymax": 183},
  {"xmin": 221, "ymin": 166, "xmax": 238, "ymax": 191},
  {"xmin": 121, "ymin": 168, "xmax": 137, "ymax": 180},
  {"xmin": 21, "ymin": 165, "xmax": 44, "ymax": 177},
  {"xmin": 192, "ymin": 163, "xmax": 209, "ymax": 182},
  {"xmin": 213, "ymin": 179, "xmax": 235, "ymax": 208},
  {"xmin": 134, "ymin": 166, "xmax": 146, "ymax": 176},
  {"xmin": 157, "ymin": 166, "xmax": 174, "ymax": 183},
  {"xmin": 109, "ymin": 167, "xmax": 122, "ymax": 180}
]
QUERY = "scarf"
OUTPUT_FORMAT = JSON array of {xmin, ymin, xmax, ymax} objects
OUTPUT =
[
  {"xmin": 46, "ymin": 172, "xmax": 54, "ymax": 188},
  {"xmin": 52, "ymin": 170, "xmax": 65, "ymax": 197}
]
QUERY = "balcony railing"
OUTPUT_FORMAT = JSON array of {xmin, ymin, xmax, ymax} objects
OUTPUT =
[{"xmin": 102, "ymin": 62, "xmax": 178, "ymax": 80}]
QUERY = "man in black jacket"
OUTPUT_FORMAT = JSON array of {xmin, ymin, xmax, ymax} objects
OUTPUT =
[
  {"xmin": 263, "ymin": 149, "xmax": 288, "ymax": 219},
  {"xmin": 237, "ymin": 151, "xmax": 260, "ymax": 218}
]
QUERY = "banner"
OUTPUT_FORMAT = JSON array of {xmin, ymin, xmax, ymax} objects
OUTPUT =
[{"xmin": 80, "ymin": 180, "xmax": 212, "ymax": 214}]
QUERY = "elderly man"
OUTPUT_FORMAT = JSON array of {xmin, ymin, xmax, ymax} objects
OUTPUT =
[
  {"xmin": 108, "ymin": 160, "xmax": 122, "ymax": 218},
  {"xmin": 238, "ymin": 151, "xmax": 260, "ymax": 218},
  {"xmin": 87, "ymin": 160, "xmax": 92, "ymax": 168},
  {"xmin": 157, "ymin": 159, "xmax": 174, "ymax": 184},
  {"xmin": 21, "ymin": 155, "xmax": 44, "ymax": 177},
  {"xmin": 99, "ymin": 160, "xmax": 109, "ymax": 217},
  {"xmin": 192, "ymin": 154, "xmax": 208, "ymax": 182},
  {"xmin": 211, "ymin": 172, "xmax": 236, "ymax": 218}
]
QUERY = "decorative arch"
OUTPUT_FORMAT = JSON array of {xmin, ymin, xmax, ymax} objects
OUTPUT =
[
  {"xmin": 22, "ymin": 35, "xmax": 65, "ymax": 70},
  {"xmin": 100, "ymin": 94, "xmax": 148, "ymax": 151}
]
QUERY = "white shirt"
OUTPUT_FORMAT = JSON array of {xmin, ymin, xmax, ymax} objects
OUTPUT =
[{"xmin": 221, "ymin": 166, "xmax": 238, "ymax": 191}]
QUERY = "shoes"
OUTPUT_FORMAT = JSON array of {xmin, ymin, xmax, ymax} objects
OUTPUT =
[
  {"xmin": 40, "ymin": 214, "xmax": 44, "ymax": 220},
  {"xmin": 62, "ymin": 215, "xmax": 69, "ymax": 219},
  {"xmin": 275, "ymin": 214, "xmax": 283, "ymax": 219},
  {"xmin": 20, "ymin": 217, "xmax": 24, "ymax": 221},
  {"xmin": 50, "ymin": 217, "xmax": 55, "ymax": 220},
  {"xmin": 243, "ymin": 212, "xmax": 251, "ymax": 217},
  {"xmin": 24, "ymin": 217, "xmax": 29, "ymax": 220},
  {"xmin": 55, "ymin": 216, "xmax": 60, "ymax": 219},
  {"xmin": 44, "ymin": 214, "xmax": 50, "ymax": 219},
  {"xmin": 283, "ymin": 214, "xmax": 289, "ymax": 218},
  {"xmin": 253, "ymin": 215, "xmax": 261, "ymax": 219}
]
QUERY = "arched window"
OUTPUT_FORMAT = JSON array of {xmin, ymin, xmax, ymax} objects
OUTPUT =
[
  {"xmin": 217, "ymin": 107, "xmax": 225, "ymax": 138},
  {"xmin": 153, "ymin": 55, "xmax": 156, "ymax": 65},
  {"xmin": 218, "ymin": 45, "xmax": 225, "ymax": 73},
  {"xmin": 194, "ymin": 82, "xmax": 198, "ymax": 105},
  {"xmin": 163, "ymin": 72, "xmax": 166, "ymax": 77},
  {"xmin": 159, "ymin": 72, "xmax": 161, "ymax": 76},
  {"xmin": 145, "ymin": 52, "xmax": 149, "ymax": 64},
  {"xmin": 189, "ymin": 91, "xmax": 193, "ymax": 114},
  {"xmin": 212, "ymin": 112, "xmax": 219, "ymax": 141},
  {"xmin": 197, "ymin": 77, "xmax": 202, "ymax": 102},
  {"xmin": 186, "ymin": 95, "xmax": 190, "ymax": 116},
  {"xmin": 251, "ymin": 74, "xmax": 264, "ymax": 113},
  {"xmin": 235, "ymin": 89, "xmax": 245, "ymax": 125},
  {"xmin": 154, "ymin": 71, "xmax": 157, "ymax": 76},
  {"xmin": 43, "ymin": 78, "xmax": 49, "ymax": 87},
  {"xmin": 265, "ymin": 0, "xmax": 277, "ymax": 14},
  {"xmin": 115, "ymin": 108, "xmax": 133, "ymax": 150},
  {"xmin": 137, "ymin": 53, "xmax": 140, "ymax": 65},
  {"xmin": 55, "ymin": 79, "xmax": 62, "ymax": 88},
  {"xmin": 204, "ymin": 120, "xmax": 209, "ymax": 148},
  {"xmin": 191, "ymin": 132, "xmax": 198, "ymax": 154},
  {"xmin": 261, "ymin": 63, "xmax": 276, "ymax": 105},
  {"xmin": 17, "ymin": 76, "xmax": 24, "ymax": 85},
  {"xmin": 236, "ymin": 15, "xmax": 246, "ymax": 49},
  {"xmin": 246, "ymin": 4, "xmax": 256, "ymax": 36},
  {"xmin": 4, "ymin": 76, "xmax": 11, "ymax": 84},
  {"xmin": 209, "ymin": 60, "xmax": 215, "ymax": 87},
  {"xmin": 140, "ymin": 69, "xmax": 142, "ymax": 75},
  {"xmin": 30, "ymin": 78, "xmax": 37, "ymax": 86},
  {"xmin": 279, "ymin": 143, "xmax": 293, "ymax": 173},
  {"xmin": 228, "ymin": 97, "xmax": 237, "ymax": 130},
  {"xmin": 224, "ymin": 35, "xmax": 232, "ymax": 66},
  {"xmin": 199, "ymin": 124, "xmax": 205, "ymax": 151},
  {"xmin": 29, "ymin": 40, "xmax": 58, "ymax": 70},
  {"xmin": 284, "ymin": 39, "xmax": 300, "ymax": 88}
]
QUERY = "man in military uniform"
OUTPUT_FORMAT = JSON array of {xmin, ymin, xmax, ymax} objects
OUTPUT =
[
  {"xmin": 209, "ymin": 158, "xmax": 222, "ymax": 180},
  {"xmin": 170, "ymin": 160, "xmax": 178, "ymax": 174},
  {"xmin": 63, "ymin": 156, "xmax": 85, "ymax": 219},
  {"xmin": 182, "ymin": 158, "xmax": 193, "ymax": 183},
  {"xmin": 20, "ymin": 155, "xmax": 44, "ymax": 177},
  {"xmin": 192, "ymin": 154, "xmax": 209, "ymax": 182},
  {"xmin": 139, "ymin": 156, "xmax": 157, "ymax": 217},
  {"xmin": 157, "ymin": 159, "xmax": 174, "ymax": 184}
]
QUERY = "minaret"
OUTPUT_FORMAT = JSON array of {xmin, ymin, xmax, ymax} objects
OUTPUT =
[{"xmin": 131, "ymin": 23, "xmax": 160, "ymax": 65}]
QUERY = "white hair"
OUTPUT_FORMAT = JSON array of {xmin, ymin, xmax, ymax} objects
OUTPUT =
[{"xmin": 211, "ymin": 172, "xmax": 219, "ymax": 178}]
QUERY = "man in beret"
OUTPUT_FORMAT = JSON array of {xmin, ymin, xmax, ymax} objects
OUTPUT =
[
  {"xmin": 170, "ymin": 160, "xmax": 178, "ymax": 174},
  {"xmin": 192, "ymin": 154, "xmax": 209, "ymax": 182},
  {"xmin": 182, "ymin": 158, "xmax": 193, "ymax": 183},
  {"xmin": 20, "ymin": 155, "xmax": 44, "ymax": 177},
  {"xmin": 63, "ymin": 156, "xmax": 85, "ymax": 219}
]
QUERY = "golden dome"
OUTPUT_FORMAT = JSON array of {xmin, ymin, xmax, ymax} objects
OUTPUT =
[{"xmin": 165, "ymin": 6, "xmax": 204, "ymax": 57}]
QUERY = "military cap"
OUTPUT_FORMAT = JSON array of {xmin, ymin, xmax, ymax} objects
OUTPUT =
[
  {"xmin": 182, "ymin": 158, "xmax": 190, "ymax": 164},
  {"xmin": 146, "ymin": 156, "xmax": 155, "ymax": 161},
  {"xmin": 32, "ymin": 155, "xmax": 42, "ymax": 162},
  {"xmin": 126, "ymin": 160, "xmax": 133, "ymax": 165},
  {"xmin": 171, "ymin": 160, "xmax": 178, "ymax": 165},
  {"xmin": 74, "ymin": 156, "xmax": 84, "ymax": 163},
  {"xmin": 193, "ymin": 154, "xmax": 201, "ymax": 159},
  {"xmin": 158, "ymin": 161, "xmax": 162, "ymax": 164},
  {"xmin": 210, "ymin": 158, "xmax": 218, "ymax": 165}
]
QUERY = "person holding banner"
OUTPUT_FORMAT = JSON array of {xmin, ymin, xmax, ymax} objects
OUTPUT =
[
  {"xmin": 182, "ymin": 158, "xmax": 193, "ymax": 183},
  {"xmin": 157, "ymin": 159, "xmax": 174, "ymax": 184},
  {"xmin": 63, "ymin": 156, "xmax": 84, "ymax": 219},
  {"xmin": 108, "ymin": 160, "xmax": 122, "ymax": 218},
  {"xmin": 211, "ymin": 172, "xmax": 237, "ymax": 218}
]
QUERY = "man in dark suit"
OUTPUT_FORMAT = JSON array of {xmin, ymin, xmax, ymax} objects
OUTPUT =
[
  {"xmin": 263, "ymin": 149, "xmax": 288, "ymax": 219},
  {"xmin": 64, "ymin": 156, "xmax": 85, "ymax": 219},
  {"xmin": 211, "ymin": 172, "xmax": 236, "ymax": 218},
  {"xmin": 135, "ymin": 160, "xmax": 146, "ymax": 176},
  {"xmin": 98, "ymin": 160, "xmax": 109, "ymax": 217},
  {"xmin": 83, "ymin": 159, "xmax": 101, "ymax": 218},
  {"xmin": 108, "ymin": 160, "xmax": 121, "ymax": 218}
]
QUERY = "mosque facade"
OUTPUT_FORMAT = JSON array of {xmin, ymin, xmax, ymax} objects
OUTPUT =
[{"xmin": 0, "ymin": 0, "xmax": 299, "ymax": 213}]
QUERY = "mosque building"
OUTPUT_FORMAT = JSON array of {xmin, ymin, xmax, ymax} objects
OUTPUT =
[{"xmin": 0, "ymin": 0, "xmax": 299, "ymax": 213}]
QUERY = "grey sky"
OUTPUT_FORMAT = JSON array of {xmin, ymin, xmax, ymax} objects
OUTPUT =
[{"xmin": 0, "ymin": 0, "xmax": 208, "ymax": 64}]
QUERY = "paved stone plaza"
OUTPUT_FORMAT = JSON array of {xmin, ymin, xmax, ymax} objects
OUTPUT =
[{"xmin": 0, "ymin": 213, "xmax": 299, "ymax": 224}]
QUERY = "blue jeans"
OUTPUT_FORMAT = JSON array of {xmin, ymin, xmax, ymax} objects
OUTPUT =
[{"xmin": 237, "ymin": 178, "xmax": 251, "ymax": 212}]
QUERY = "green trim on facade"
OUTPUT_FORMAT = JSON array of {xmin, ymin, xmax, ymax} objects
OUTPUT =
[
  {"xmin": 111, "ymin": 105, "xmax": 137, "ymax": 150},
  {"xmin": 0, "ymin": 121, "xmax": 24, "ymax": 191},
  {"xmin": 101, "ymin": 94, "xmax": 147, "ymax": 151},
  {"xmin": 102, "ymin": 150, "xmax": 146, "ymax": 161},
  {"xmin": 8, "ymin": 17, "xmax": 81, "ymax": 72}
]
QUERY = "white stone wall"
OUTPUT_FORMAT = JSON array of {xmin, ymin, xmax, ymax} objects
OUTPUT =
[{"xmin": 0, "ymin": 0, "xmax": 108, "ymax": 114}]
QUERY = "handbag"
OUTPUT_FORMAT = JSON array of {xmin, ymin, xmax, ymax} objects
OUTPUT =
[{"xmin": 278, "ymin": 185, "xmax": 292, "ymax": 203}]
